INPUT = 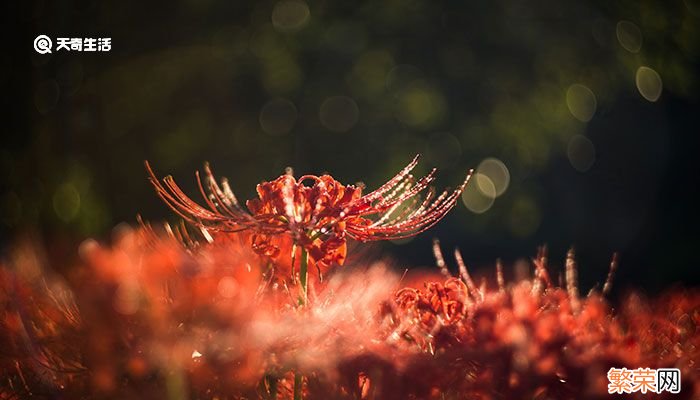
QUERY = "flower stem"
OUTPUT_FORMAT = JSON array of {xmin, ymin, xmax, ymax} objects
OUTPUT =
[
  {"xmin": 298, "ymin": 247, "xmax": 308, "ymax": 305},
  {"xmin": 293, "ymin": 371, "xmax": 303, "ymax": 400},
  {"xmin": 262, "ymin": 374, "xmax": 277, "ymax": 399},
  {"xmin": 295, "ymin": 248, "xmax": 308, "ymax": 399}
]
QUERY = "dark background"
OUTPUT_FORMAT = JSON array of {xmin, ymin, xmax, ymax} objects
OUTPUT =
[{"xmin": 2, "ymin": 0, "xmax": 699, "ymax": 294}]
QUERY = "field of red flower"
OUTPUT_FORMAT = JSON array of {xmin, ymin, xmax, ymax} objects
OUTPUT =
[{"xmin": 1, "ymin": 160, "xmax": 697, "ymax": 399}]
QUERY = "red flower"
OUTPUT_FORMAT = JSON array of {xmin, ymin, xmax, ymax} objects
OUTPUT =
[{"xmin": 145, "ymin": 155, "xmax": 472, "ymax": 269}]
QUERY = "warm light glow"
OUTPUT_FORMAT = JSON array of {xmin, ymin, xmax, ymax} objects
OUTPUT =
[
  {"xmin": 113, "ymin": 282, "xmax": 140, "ymax": 315},
  {"xmin": 218, "ymin": 277, "xmax": 239, "ymax": 299}
]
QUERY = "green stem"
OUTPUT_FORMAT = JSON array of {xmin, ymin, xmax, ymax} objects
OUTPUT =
[
  {"xmin": 290, "ymin": 243, "xmax": 310, "ymax": 400},
  {"xmin": 262, "ymin": 374, "xmax": 277, "ymax": 400},
  {"xmin": 298, "ymin": 247, "xmax": 308, "ymax": 305},
  {"xmin": 293, "ymin": 370, "xmax": 303, "ymax": 400},
  {"xmin": 294, "ymin": 248, "xmax": 309, "ymax": 399}
]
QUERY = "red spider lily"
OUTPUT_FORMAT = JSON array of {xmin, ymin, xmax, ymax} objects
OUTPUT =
[
  {"xmin": 145, "ymin": 156, "xmax": 472, "ymax": 270},
  {"xmin": 3, "ymin": 233, "xmax": 698, "ymax": 400}
]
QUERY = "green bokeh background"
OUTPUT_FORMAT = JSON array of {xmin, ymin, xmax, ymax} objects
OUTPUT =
[{"xmin": 3, "ymin": 0, "xmax": 700, "ymax": 291}]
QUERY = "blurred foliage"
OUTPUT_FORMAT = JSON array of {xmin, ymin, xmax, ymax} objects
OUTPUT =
[{"xmin": 2, "ymin": 0, "xmax": 700, "ymax": 288}]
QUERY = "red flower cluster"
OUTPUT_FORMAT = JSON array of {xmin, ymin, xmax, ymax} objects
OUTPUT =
[
  {"xmin": 369, "ymin": 247, "xmax": 699, "ymax": 399},
  {"xmin": 2, "ymin": 159, "xmax": 697, "ymax": 400},
  {"xmin": 2, "ymin": 233, "xmax": 698, "ymax": 400},
  {"xmin": 145, "ymin": 156, "xmax": 472, "ymax": 271}
]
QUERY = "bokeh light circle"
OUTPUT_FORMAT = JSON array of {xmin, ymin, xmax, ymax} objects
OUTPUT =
[
  {"xmin": 319, "ymin": 96, "xmax": 360, "ymax": 132},
  {"xmin": 476, "ymin": 158, "xmax": 510, "ymax": 197},
  {"xmin": 635, "ymin": 66, "xmax": 663, "ymax": 102},
  {"xmin": 394, "ymin": 82, "xmax": 447, "ymax": 128},
  {"xmin": 272, "ymin": 0, "xmax": 310, "ymax": 33},
  {"xmin": 53, "ymin": 183, "xmax": 81, "ymax": 222},
  {"xmin": 566, "ymin": 84, "xmax": 597, "ymax": 122},
  {"xmin": 462, "ymin": 173, "xmax": 496, "ymax": 214},
  {"xmin": 616, "ymin": 20, "xmax": 643, "ymax": 53},
  {"xmin": 259, "ymin": 98, "xmax": 298, "ymax": 136}
]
